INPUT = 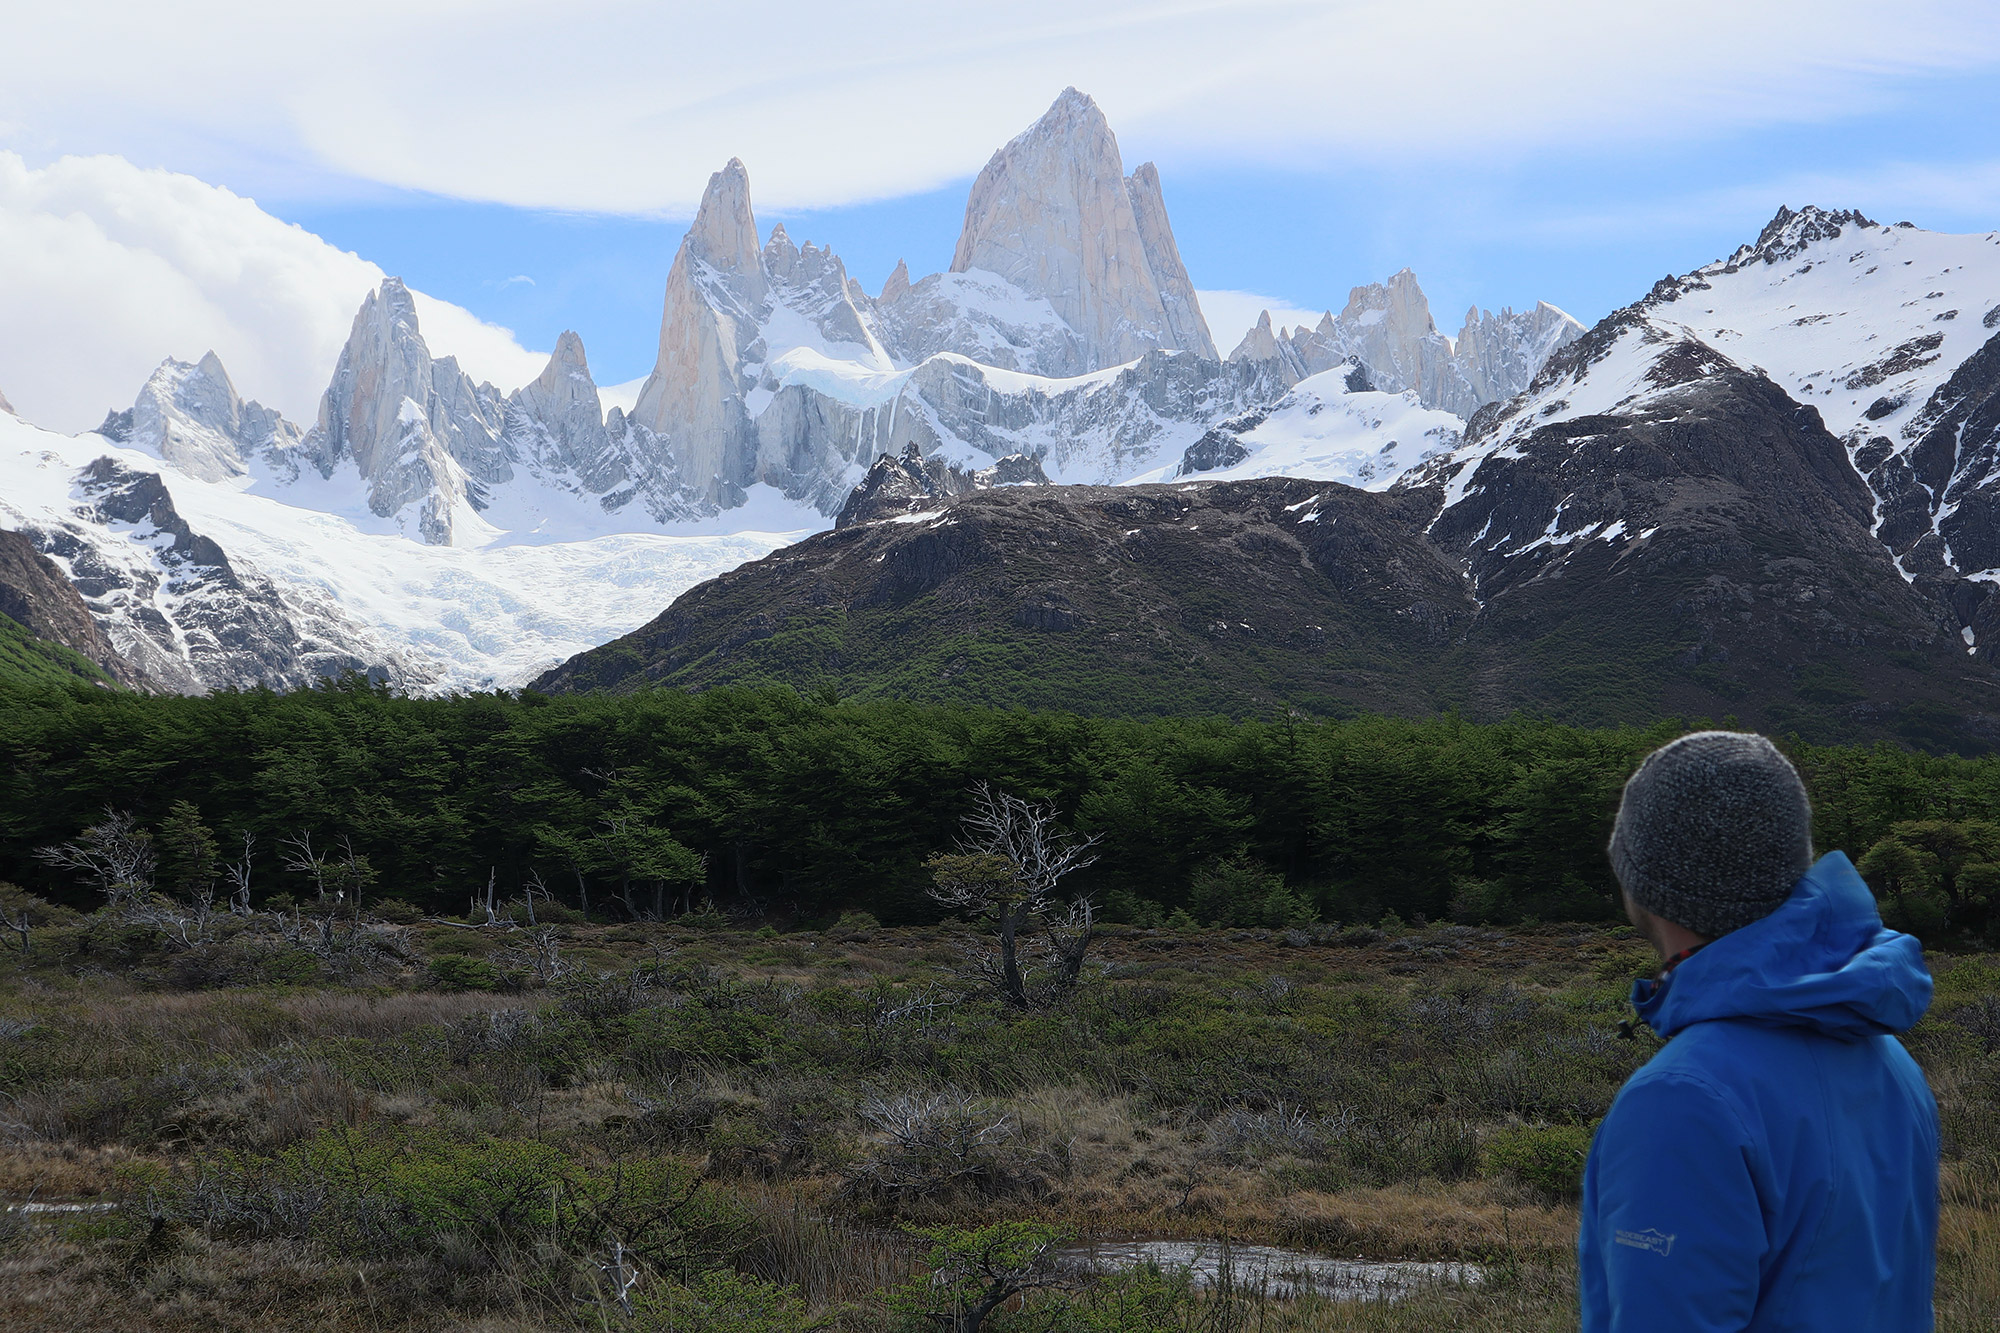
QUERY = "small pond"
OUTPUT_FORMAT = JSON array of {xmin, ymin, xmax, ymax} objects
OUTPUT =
[{"xmin": 1060, "ymin": 1239, "xmax": 1482, "ymax": 1301}]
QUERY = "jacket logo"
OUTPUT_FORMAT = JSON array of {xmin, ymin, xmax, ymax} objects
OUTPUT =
[{"xmin": 1614, "ymin": 1227, "xmax": 1676, "ymax": 1257}]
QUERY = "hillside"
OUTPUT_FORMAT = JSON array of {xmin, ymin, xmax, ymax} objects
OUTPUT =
[{"xmin": 535, "ymin": 361, "xmax": 1999, "ymax": 746}]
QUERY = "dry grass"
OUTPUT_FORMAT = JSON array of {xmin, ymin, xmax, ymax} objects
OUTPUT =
[{"xmin": 0, "ymin": 917, "xmax": 1989, "ymax": 1331}]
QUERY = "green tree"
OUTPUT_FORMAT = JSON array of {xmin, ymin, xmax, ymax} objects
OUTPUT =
[
  {"xmin": 1186, "ymin": 851, "xmax": 1316, "ymax": 928},
  {"xmin": 1858, "ymin": 819, "xmax": 2000, "ymax": 940},
  {"xmin": 890, "ymin": 1222, "xmax": 1069, "ymax": 1333},
  {"xmin": 156, "ymin": 800, "xmax": 219, "ymax": 902}
]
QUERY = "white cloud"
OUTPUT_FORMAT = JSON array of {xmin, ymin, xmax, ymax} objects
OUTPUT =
[
  {"xmin": 1196, "ymin": 290, "xmax": 1329, "ymax": 353},
  {"xmin": 0, "ymin": 152, "xmax": 548, "ymax": 434},
  {"xmin": 3, "ymin": 2, "xmax": 1997, "ymax": 215}
]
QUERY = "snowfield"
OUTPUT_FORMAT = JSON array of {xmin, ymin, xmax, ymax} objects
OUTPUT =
[{"xmin": 0, "ymin": 411, "xmax": 814, "ymax": 691}]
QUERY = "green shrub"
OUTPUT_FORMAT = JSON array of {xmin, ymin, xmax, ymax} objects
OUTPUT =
[
  {"xmin": 427, "ymin": 954, "xmax": 500, "ymax": 991},
  {"xmin": 635, "ymin": 1270, "xmax": 817, "ymax": 1332},
  {"xmin": 372, "ymin": 899, "xmax": 423, "ymax": 925},
  {"xmin": 1485, "ymin": 1123, "xmax": 1595, "ymax": 1200},
  {"xmin": 1187, "ymin": 852, "xmax": 1316, "ymax": 929},
  {"xmin": 167, "ymin": 1128, "xmax": 749, "ymax": 1273}
]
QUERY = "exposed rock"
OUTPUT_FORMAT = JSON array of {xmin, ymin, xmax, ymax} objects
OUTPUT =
[
  {"xmin": 0, "ymin": 388, "xmax": 13, "ymax": 416},
  {"xmin": 11, "ymin": 456, "xmax": 432, "ymax": 693},
  {"xmin": 125, "ymin": 351, "xmax": 304, "ymax": 484},
  {"xmin": 835, "ymin": 442, "xmax": 1051, "ymax": 528},
  {"xmin": 1228, "ymin": 274, "xmax": 1583, "ymax": 418},
  {"xmin": 506, "ymin": 330, "xmax": 622, "ymax": 492},
  {"xmin": 1124, "ymin": 161, "xmax": 1217, "ymax": 361},
  {"xmin": 944, "ymin": 88, "xmax": 1216, "ymax": 373},
  {"xmin": 302, "ymin": 278, "xmax": 511, "ymax": 544},
  {"xmin": 630, "ymin": 158, "xmax": 887, "ymax": 508},
  {"xmin": 1871, "ymin": 330, "xmax": 2000, "ymax": 593},
  {"xmin": 0, "ymin": 528, "xmax": 150, "ymax": 687}
]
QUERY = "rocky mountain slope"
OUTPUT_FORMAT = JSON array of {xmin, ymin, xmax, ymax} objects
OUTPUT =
[
  {"xmin": 537, "ymin": 205, "xmax": 2000, "ymax": 748},
  {"xmin": 0, "ymin": 529, "xmax": 147, "ymax": 688},
  {"xmin": 1227, "ymin": 271, "xmax": 1586, "ymax": 418},
  {"xmin": 531, "ymin": 356, "xmax": 1997, "ymax": 748}
]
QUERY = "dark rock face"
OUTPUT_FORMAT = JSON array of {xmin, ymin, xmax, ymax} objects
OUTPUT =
[
  {"xmin": 539, "ymin": 368, "xmax": 2000, "ymax": 748},
  {"xmin": 1425, "ymin": 371, "xmax": 1987, "ymax": 743},
  {"xmin": 1176, "ymin": 406, "xmax": 1266, "ymax": 476},
  {"xmin": 834, "ymin": 443, "xmax": 1049, "ymax": 528},
  {"xmin": 0, "ymin": 530, "xmax": 150, "ymax": 688},
  {"xmin": 536, "ymin": 477, "xmax": 1482, "ymax": 716},
  {"xmin": 18, "ymin": 457, "xmax": 419, "ymax": 694},
  {"xmin": 1884, "ymin": 331, "xmax": 2000, "ymax": 585}
]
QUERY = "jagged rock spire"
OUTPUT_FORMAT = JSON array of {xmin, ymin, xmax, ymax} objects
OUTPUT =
[
  {"xmin": 949, "ymin": 87, "xmax": 1216, "ymax": 370},
  {"xmin": 305, "ymin": 278, "xmax": 511, "ymax": 545}
]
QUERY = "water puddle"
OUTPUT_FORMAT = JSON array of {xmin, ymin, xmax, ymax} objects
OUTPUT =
[
  {"xmin": 1060, "ymin": 1239, "xmax": 1481, "ymax": 1301},
  {"xmin": 3, "ymin": 1201, "xmax": 117, "ymax": 1215}
]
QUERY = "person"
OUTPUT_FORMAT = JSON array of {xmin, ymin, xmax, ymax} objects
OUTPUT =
[{"xmin": 1579, "ymin": 731, "xmax": 1939, "ymax": 1332}]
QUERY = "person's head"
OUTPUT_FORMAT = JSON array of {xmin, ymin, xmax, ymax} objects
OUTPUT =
[{"xmin": 1608, "ymin": 731, "xmax": 1814, "ymax": 956}]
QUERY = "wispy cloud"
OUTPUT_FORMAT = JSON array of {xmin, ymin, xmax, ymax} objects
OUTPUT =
[
  {"xmin": 1500, "ymin": 159, "xmax": 2000, "ymax": 247},
  {"xmin": 5, "ymin": 2, "xmax": 1998, "ymax": 214},
  {"xmin": 0, "ymin": 152, "xmax": 546, "ymax": 433},
  {"xmin": 1197, "ymin": 290, "xmax": 1328, "ymax": 351}
]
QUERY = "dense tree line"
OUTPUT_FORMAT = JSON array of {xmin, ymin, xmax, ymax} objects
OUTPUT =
[{"xmin": 3, "ymin": 675, "xmax": 1998, "ymax": 931}]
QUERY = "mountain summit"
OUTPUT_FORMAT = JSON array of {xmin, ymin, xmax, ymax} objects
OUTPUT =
[{"xmin": 950, "ymin": 87, "xmax": 1216, "ymax": 370}]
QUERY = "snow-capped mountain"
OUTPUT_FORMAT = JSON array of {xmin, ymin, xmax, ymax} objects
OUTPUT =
[
  {"xmin": 937, "ymin": 88, "xmax": 1216, "ymax": 371},
  {"xmin": 1409, "ymin": 204, "xmax": 2000, "ymax": 657},
  {"xmin": 0, "ymin": 87, "xmax": 1587, "ymax": 697},
  {"xmin": 0, "ymin": 406, "xmax": 804, "ymax": 692},
  {"xmin": 1226, "ymin": 271, "xmax": 1586, "ymax": 418},
  {"xmin": 1159, "ymin": 366, "xmax": 1464, "ymax": 491}
]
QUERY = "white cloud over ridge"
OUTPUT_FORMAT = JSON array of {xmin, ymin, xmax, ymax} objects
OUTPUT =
[
  {"xmin": 0, "ymin": 153, "xmax": 548, "ymax": 434},
  {"xmin": 4, "ymin": 2, "xmax": 1998, "ymax": 217},
  {"xmin": 1196, "ymin": 291, "xmax": 1330, "ymax": 354}
]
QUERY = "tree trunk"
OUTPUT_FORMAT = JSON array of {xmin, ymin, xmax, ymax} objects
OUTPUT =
[{"xmin": 998, "ymin": 902, "xmax": 1030, "ymax": 1009}]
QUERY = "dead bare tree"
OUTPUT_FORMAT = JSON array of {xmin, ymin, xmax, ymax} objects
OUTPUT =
[
  {"xmin": 472, "ymin": 868, "xmax": 503, "ymax": 926},
  {"xmin": 0, "ymin": 900, "xmax": 31, "ymax": 954},
  {"xmin": 36, "ymin": 808, "xmax": 155, "ymax": 908},
  {"xmin": 279, "ymin": 832, "xmax": 331, "ymax": 903},
  {"xmin": 223, "ymin": 832, "xmax": 255, "ymax": 916},
  {"xmin": 926, "ymin": 783, "xmax": 1100, "ymax": 1009},
  {"xmin": 520, "ymin": 868, "xmax": 554, "ymax": 927}
]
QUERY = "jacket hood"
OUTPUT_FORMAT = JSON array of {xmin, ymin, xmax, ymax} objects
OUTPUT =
[{"xmin": 1633, "ymin": 851, "xmax": 1932, "ymax": 1040}]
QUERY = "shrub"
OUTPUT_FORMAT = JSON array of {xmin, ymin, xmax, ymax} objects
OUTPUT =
[
  {"xmin": 1188, "ymin": 853, "xmax": 1317, "ymax": 929},
  {"xmin": 1485, "ymin": 1123, "xmax": 1595, "ymax": 1200},
  {"xmin": 634, "ymin": 1270, "xmax": 817, "ymax": 1332},
  {"xmin": 428, "ymin": 954, "xmax": 500, "ymax": 992},
  {"xmin": 165, "ymin": 1128, "xmax": 749, "ymax": 1276}
]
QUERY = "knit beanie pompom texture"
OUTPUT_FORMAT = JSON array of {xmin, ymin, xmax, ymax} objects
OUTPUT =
[{"xmin": 1608, "ymin": 731, "xmax": 1814, "ymax": 938}]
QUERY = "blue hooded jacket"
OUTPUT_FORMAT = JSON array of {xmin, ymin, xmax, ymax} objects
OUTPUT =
[{"xmin": 1579, "ymin": 852, "xmax": 1939, "ymax": 1332}]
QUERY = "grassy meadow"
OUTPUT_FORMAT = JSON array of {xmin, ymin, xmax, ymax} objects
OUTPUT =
[{"xmin": 0, "ymin": 903, "xmax": 1994, "ymax": 1332}]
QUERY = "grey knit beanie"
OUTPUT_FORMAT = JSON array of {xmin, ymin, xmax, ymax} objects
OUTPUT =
[{"xmin": 1608, "ymin": 731, "xmax": 1814, "ymax": 938}]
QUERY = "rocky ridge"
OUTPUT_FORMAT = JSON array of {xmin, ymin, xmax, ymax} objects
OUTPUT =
[
  {"xmin": 0, "ymin": 528, "xmax": 150, "ymax": 688},
  {"xmin": 1227, "ymin": 271, "xmax": 1586, "ymax": 418}
]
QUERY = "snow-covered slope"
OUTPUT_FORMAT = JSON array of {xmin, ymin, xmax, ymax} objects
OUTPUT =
[
  {"xmin": 1227, "ymin": 274, "xmax": 1584, "ymax": 418},
  {"xmin": 0, "ymin": 411, "xmax": 808, "ymax": 691},
  {"xmin": 1404, "ymin": 205, "xmax": 2000, "ymax": 656},
  {"xmin": 1134, "ymin": 366, "xmax": 1462, "ymax": 490},
  {"xmin": 1637, "ymin": 208, "xmax": 2000, "ymax": 443}
]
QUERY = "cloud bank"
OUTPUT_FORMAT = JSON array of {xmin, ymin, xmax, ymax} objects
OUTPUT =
[
  {"xmin": 5, "ymin": 2, "xmax": 1998, "ymax": 216},
  {"xmin": 0, "ymin": 153, "xmax": 548, "ymax": 434},
  {"xmin": 1196, "ymin": 291, "xmax": 1332, "ymax": 355}
]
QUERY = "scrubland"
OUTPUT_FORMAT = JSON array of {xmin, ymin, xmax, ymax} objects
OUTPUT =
[{"xmin": 0, "ymin": 907, "xmax": 1994, "ymax": 1332}]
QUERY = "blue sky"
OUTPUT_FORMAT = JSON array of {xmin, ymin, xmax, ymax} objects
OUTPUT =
[
  {"xmin": 275, "ymin": 68, "xmax": 2000, "ymax": 387},
  {"xmin": 6, "ymin": 1, "xmax": 2000, "ymax": 406}
]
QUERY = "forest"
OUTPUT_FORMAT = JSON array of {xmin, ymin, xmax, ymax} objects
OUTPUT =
[{"xmin": 4, "ymin": 674, "xmax": 1998, "ymax": 938}]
